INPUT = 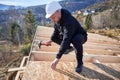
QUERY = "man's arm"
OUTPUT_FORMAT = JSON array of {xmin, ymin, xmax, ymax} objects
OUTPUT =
[
  {"xmin": 56, "ymin": 23, "xmax": 75, "ymax": 59},
  {"xmin": 51, "ymin": 58, "xmax": 60, "ymax": 69},
  {"xmin": 45, "ymin": 25, "xmax": 59, "ymax": 46}
]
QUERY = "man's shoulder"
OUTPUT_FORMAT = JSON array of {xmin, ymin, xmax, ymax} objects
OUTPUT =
[
  {"xmin": 61, "ymin": 9, "xmax": 69, "ymax": 12},
  {"xmin": 60, "ymin": 9, "xmax": 79, "ymax": 26},
  {"xmin": 61, "ymin": 9, "xmax": 71, "ymax": 16}
]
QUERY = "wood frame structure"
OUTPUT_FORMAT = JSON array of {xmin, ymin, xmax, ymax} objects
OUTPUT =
[{"xmin": 7, "ymin": 26, "xmax": 120, "ymax": 80}]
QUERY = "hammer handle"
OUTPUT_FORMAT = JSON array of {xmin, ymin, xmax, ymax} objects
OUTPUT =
[{"xmin": 41, "ymin": 43, "xmax": 51, "ymax": 46}]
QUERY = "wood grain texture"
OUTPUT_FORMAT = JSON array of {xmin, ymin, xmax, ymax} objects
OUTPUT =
[{"xmin": 22, "ymin": 61, "xmax": 120, "ymax": 80}]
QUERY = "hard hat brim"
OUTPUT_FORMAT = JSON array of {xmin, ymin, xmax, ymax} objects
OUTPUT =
[{"xmin": 45, "ymin": 14, "xmax": 52, "ymax": 18}]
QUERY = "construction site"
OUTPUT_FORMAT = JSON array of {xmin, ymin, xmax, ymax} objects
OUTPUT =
[{"xmin": 7, "ymin": 26, "xmax": 120, "ymax": 80}]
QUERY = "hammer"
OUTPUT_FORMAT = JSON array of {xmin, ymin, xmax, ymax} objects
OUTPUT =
[{"xmin": 38, "ymin": 40, "xmax": 51, "ymax": 49}]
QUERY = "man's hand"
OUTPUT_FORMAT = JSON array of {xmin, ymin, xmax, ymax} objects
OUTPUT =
[
  {"xmin": 51, "ymin": 58, "xmax": 60, "ymax": 70},
  {"xmin": 45, "ymin": 40, "xmax": 52, "ymax": 46}
]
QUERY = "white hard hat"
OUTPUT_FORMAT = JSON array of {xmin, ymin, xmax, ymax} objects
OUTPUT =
[{"xmin": 45, "ymin": 1, "xmax": 62, "ymax": 18}]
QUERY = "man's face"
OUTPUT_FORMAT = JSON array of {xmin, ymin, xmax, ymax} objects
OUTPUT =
[{"xmin": 50, "ymin": 10, "xmax": 61, "ymax": 24}]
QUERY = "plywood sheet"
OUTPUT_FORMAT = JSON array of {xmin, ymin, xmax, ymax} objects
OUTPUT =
[{"xmin": 22, "ymin": 61, "xmax": 120, "ymax": 80}]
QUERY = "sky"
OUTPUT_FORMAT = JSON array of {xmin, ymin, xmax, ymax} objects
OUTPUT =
[{"xmin": 0, "ymin": 0, "xmax": 61, "ymax": 7}]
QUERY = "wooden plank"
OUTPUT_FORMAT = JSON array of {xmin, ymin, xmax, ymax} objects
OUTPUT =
[
  {"xmin": 28, "ymin": 26, "xmax": 39, "ymax": 61},
  {"xmin": 22, "ymin": 61, "xmax": 120, "ymax": 80},
  {"xmin": 33, "ymin": 38, "xmax": 120, "ymax": 52},
  {"xmin": 8, "ymin": 67, "xmax": 25, "ymax": 72},
  {"xmin": 84, "ymin": 43, "xmax": 120, "ymax": 51},
  {"xmin": 84, "ymin": 42, "xmax": 120, "ymax": 48},
  {"xmin": 31, "ymin": 51, "xmax": 120, "ymax": 63},
  {"xmin": 84, "ymin": 48, "xmax": 120, "ymax": 55},
  {"xmin": 33, "ymin": 45, "xmax": 59, "ymax": 52},
  {"xmin": 15, "ymin": 71, "xmax": 24, "ymax": 80},
  {"xmin": 22, "ymin": 61, "xmax": 88, "ymax": 80},
  {"xmin": 32, "ymin": 51, "xmax": 77, "ymax": 62},
  {"xmin": 35, "ymin": 35, "xmax": 51, "ymax": 39},
  {"xmin": 33, "ymin": 44, "xmax": 119, "ymax": 55},
  {"xmin": 20, "ymin": 56, "xmax": 29, "ymax": 67},
  {"xmin": 13, "ymin": 56, "xmax": 28, "ymax": 80},
  {"xmin": 92, "ymin": 57, "xmax": 101, "ymax": 63}
]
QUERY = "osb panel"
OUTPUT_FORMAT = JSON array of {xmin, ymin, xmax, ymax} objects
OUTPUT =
[{"xmin": 22, "ymin": 61, "xmax": 120, "ymax": 80}]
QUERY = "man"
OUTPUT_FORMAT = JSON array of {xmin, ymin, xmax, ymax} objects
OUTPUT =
[{"xmin": 45, "ymin": 1, "xmax": 87, "ymax": 73}]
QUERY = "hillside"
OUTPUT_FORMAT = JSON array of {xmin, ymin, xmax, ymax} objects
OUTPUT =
[
  {"xmin": 86, "ymin": 0, "xmax": 120, "ymax": 11},
  {"xmin": 0, "ymin": 4, "xmax": 10, "ymax": 10},
  {"xmin": 75, "ymin": 0, "xmax": 120, "ymax": 30},
  {"xmin": 0, "ymin": 4, "xmax": 23, "ymax": 10},
  {"xmin": 0, "ymin": 0, "xmax": 105, "ymax": 26},
  {"xmin": 60, "ymin": 0, "xmax": 105, "ymax": 12}
]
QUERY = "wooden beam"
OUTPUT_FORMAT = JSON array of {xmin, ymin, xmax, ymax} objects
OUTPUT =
[
  {"xmin": 20, "ymin": 56, "xmax": 29, "ymax": 67},
  {"xmin": 92, "ymin": 57, "xmax": 101, "ymax": 63},
  {"xmin": 32, "ymin": 51, "xmax": 76, "ymax": 62},
  {"xmin": 35, "ymin": 35, "xmax": 51, "ymax": 39},
  {"xmin": 33, "ymin": 45, "xmax": 59, "ymax": 52},
  {"xmin": 28, "ymin": 26, "xmax": 39, "ymax": 60},
  {"xmin": 31, "ymin": 51, "xmax": 120, "ymax": 63},
  {"xmin": 8, "ymin": 67, "xmax": 25, "ymax": 72},
  {"xmin": 35, "ymin": 36, "xmax": 50, "ymax": 39},
  {"xmin": 33, "ymin": 44, "xmax": 119, "ymax": 55},
  {"xmin": 11, "ymin": 56, "xmax": 28, "ymax": 80},
  {"xmin": 15, "ymin": 71, "xmax": 24, "ymax": 80}
]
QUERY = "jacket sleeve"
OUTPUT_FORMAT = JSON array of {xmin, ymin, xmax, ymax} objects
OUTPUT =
[
  {"xmin": 50, "ymin": 25, "xmax": 59, "ymax": 41},
  {"xmin": 56, "ymin": 23, "xmax": 75, "ymax": 59}
]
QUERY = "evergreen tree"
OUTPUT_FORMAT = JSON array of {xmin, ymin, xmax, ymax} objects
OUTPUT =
[
  {"xmin": 25, "ymin": 9, "xmax": 36, "ymax": 43},
  {"xmin": 84, "ymin": 14, "xmax": 92, "ymax": 30},
  {"xmin": 10, "ymin": 22, "xmax": 22, "ymax": 46}
]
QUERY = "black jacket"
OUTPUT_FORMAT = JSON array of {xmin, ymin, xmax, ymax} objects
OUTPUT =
[{"xmin": 51, "ymin": 9, "xmax": 87, "ymax": 59}]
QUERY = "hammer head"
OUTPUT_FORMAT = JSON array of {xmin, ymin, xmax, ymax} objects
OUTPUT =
[{"xmin": 38, "ymin": 40, "xmax": 42, "ymax": 49}]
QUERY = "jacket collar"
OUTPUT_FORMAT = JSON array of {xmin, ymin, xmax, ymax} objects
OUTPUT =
[{"xmin": 58, "ymin": 9, "xmax": 71, "ymax": 26}]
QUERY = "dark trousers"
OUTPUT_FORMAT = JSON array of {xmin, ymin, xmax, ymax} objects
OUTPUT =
[{"xmin": 51, "ymin": 33, "xmax": 87, "ymax": 67}]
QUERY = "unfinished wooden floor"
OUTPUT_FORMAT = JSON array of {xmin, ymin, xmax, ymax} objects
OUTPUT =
[
  {"xmin": 22, "ymin": 61, "xmax": 120, "ymax": 80},
  {"xmin": 33, "ymin": 26, "xmax": 120, "ymax": 56},
  {"xmin": 20, "ymin": 26, "xmax": 120, "ymax": 80}
]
